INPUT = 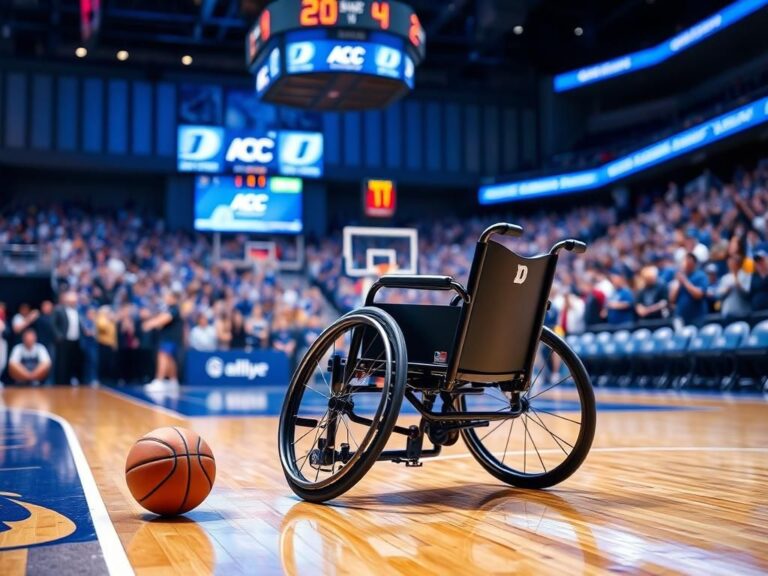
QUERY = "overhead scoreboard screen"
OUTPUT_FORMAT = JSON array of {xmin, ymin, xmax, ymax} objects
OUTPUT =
[
  {"xmin": 194, "ymin": 175, "xmax": 304, "ymax": 235},
  {"xmin": 246, "ymin": 0, "xmax": 425, "ymax": 110}
]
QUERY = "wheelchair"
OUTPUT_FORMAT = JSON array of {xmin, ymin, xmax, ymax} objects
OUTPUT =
[{"xmin": 278, "ymin": 223, "xmax": 596, "ymax": 502}]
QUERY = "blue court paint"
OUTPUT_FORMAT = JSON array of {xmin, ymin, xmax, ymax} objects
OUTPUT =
[
  {"xmin": 0, "ymin": 410, "xmax": 97, "ymax": 550},
  {"xmin": 113, "ymin": 385, "xmax": 697, "ymax": 418}
]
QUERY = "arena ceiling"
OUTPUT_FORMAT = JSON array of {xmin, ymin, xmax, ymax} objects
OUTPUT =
[{"xmin": 1, "ymin": 0, "xmax": 741, "ymax": 85}]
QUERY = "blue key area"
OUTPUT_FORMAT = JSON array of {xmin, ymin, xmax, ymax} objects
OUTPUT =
[
  {"xmin": 113, "ymin": 385, "xmax": 699, "ymax": 418},
  {"xmin": 0, "ymin": 410, "xmax": 97, "ymax": 551}
]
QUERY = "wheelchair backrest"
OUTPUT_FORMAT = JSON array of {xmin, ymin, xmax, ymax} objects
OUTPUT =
[{"xmin": 454, "ymin": 239, "xmax": 558, "ymax": 383}]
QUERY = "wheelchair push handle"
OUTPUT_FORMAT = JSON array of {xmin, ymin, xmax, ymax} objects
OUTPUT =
[
  {"xmin": 551, "ymin": 239, "xmax": 588, "ymax": 255},
  {"xmin": 479, "ymin": 222, "xmax": 524, "ymax": 243}
]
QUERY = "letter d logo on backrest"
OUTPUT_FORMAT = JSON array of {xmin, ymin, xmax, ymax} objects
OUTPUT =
[{"xmin": 513, "ymin": 264, "xmax": 528, "ymax": 285}]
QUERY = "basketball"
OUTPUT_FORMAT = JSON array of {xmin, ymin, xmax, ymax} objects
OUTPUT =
[{"xmin": 125, "ymin": 427, "xmax": 216, "ymax": 516}]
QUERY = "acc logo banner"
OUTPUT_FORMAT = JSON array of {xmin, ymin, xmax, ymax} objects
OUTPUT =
[
  {"xmin": 177, "ymin": 126, "xmax": 225, "ymax": 173},
  {"xmin": 327, "ymin": 45, "xmax": 366, "ymax": 69}
]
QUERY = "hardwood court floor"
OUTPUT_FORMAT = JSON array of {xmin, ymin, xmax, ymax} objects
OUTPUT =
[{"xmin": 1, "ymin": 386, "xmax": 766, "ymax": 575}]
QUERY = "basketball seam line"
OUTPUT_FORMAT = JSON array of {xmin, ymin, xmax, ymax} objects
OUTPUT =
[
  {"xmin": 197, "ymin": 436, "xmax": 214, "ymax": 490},
  {"xmin": 126, "ymin": 454, "xmax": 214, "ymax": 474},
  {"xmin": 138, "ymin": 451, "xmax": 177, "ymax": 504},
  {"xmin": 174, "ymin": 427, "xmax": 192, "ymax": 514},
  {"xmin": 136, "ymin": 437, "xmax": 177, "ymax": 452}
]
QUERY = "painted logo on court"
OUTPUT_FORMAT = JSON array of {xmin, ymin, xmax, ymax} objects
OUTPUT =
[{"xmin": 0, "ymin": 492, "xmax": 76, "ymax": 549}]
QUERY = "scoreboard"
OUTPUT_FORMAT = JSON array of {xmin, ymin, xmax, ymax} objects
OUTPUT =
[
  {"xmin": 247, "ymin": 0, "xmax": 425, "ymax": 68},
  {"xmin": 246, "ymin": 0, "xmax": 425, "ymax": 110}
]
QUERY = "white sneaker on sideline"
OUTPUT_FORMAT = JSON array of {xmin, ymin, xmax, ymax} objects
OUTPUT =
[{"xmin": 144, "ymin": 379, "xmax": 166, "ymax": 392}]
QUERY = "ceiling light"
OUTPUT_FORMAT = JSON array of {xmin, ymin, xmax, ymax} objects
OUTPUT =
[
  {"xmin": 574, "ymin": 26, "xmax": 584, "ymax": 36},
  {"xmin": 513, "ymin": 25, "xmax": 524, "ymax": 35},
  {"xmin": 75, "ymin": 47, "xmax": 87, "ymax": 58},
  {"xmin": 181, "ymin": 55, "xmax": 193, "ymax": 66},
  {"xmin": 116, "ymin": 50, "xmax": 129, "ymax": 61}
]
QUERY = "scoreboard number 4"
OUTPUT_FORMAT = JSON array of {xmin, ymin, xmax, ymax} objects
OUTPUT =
[
  {"xmin": 372, "ymin": 2, "xmax": 390, "ymax": 30},
  {"xmin": 300, "ymin": 0, "xmax": 339, "ymax": 26}
]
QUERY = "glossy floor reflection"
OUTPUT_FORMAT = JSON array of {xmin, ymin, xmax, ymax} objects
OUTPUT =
[{"xmin": 0, "ymin": 386, "xmax": 766, "ymax": 575}]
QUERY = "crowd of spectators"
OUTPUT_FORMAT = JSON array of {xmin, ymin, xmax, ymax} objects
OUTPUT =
[
  {"xmin": 0, "ymin": 207, "xmax": 328, "ymax": 387},
  {"xmin": 309, "ymin": 159, "xmax": 768, "ymax": 335}
]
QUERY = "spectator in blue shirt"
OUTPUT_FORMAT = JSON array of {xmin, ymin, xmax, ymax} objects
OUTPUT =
[
  {"xmin": 606, "ymin": 269, "xmax": 635, "ymax": 325},
  {"xmin": 670, "ymin": 253, "xmax": 709, "ymax": 326}
]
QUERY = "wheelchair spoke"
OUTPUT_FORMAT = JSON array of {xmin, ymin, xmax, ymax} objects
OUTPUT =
[
  {"xmin": 478, "ymin": 417, "xmax": 509, "ymax": 442},
  {"xmin": 339, "ymin": 414, "xmax": 360, "ymax": 450},
  {"xmin": 313, "ymin": 358, "xmax": 332, "ymax": 397},
  {"xmin": 527, "ymin": 373, "xmax": 572, "ymax": 401},
  {"xmin": 527, "ymin": 408, "xmax": 573, "ymax": 455},
  {"xmin": 501, "ymin": 419, "xmax": 515, "ymax": 466},
  {"xmin": 296, "ymin": 409, "xmax": 329, "ymax": 473},
  {"xmin": 530, "ymin": 407, "xmax": 581, "ymax": 426},
  {"xmin": 523, "ymin": 415, "xmax": 547, "ymax": 473}
]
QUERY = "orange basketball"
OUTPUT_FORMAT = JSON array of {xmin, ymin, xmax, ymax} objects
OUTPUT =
[{"xmin": 125, "ymin": 427, "xmax": 216, "ymax": 516}]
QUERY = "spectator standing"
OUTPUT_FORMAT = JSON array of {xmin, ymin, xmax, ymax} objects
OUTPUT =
[
  {"xmin": 750, "ymin": 250, "xmax": 768, "ymax": 312},
  {"xmin": 246, "ymin": 305, "xmax": 270, "ymax": 350},
  {"xmin": 189, "ymin": 314, "xmax": 217, "ymax": 352},
  {"xmin": 52, "ymin": 292, "xmax": 83, "ymax": 385},
  {"xmin": 635, "ymin": 266, "xmax": 668, "ymax": 321},
  {"xmin": 0, "ymin": 302, "xmax": 7, "ymax": 385},
  {"xmin": 116, "ymin": 304, "xmax": 139, "ymax": 384},
  {"xmin": 670, "ymin": 253, "xmax": 709, "ymax": 326},
  {"xmin": 271, "ymin": 316, "xmax": 297, "ymax": 368},
  {"xmin": 35, "ymin": 301, "xmax": 56, "ymax": 384},
  {"xmin": 95, "ymin": 306, "xmax": 117, "ymax": 384},
  {"xmin": 717, "ymin": 255, "xmax": 752, "ymax": 318},
  {"xmin": 704, "ymin": 263, "xmax": 721, "ymax": 313},
  {"xmin": 143, "ymin": 290, "xmax": 184, "ymax": 389},
  {"xmin": 80, "ymin": 308, "xmax": 99, "ymax": 386},
  {"xmin": 8, "ymin": 329, "xmax": 51, "ymax": 386}
]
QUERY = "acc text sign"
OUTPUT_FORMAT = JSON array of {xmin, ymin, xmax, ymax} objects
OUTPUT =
[
  {"xmin": 178, "ymin": 125, "xmax": 324, "ymax": 178},
  {"xmin": 285, "ymin": 32, "xmax": 415, "ymax": 88},
  {"xmin": 186, "ymin": 350, "xmax": 290, "ymax": 386}
]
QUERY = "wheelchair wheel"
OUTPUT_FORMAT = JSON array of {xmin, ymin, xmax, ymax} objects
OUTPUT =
[
  {"xmin": 278, "ymin": 307, "xmax": 407, "ymax": 502},
  {"xmin": 459, "ymin": 326, "xmax": 595, "ymax": 489}
]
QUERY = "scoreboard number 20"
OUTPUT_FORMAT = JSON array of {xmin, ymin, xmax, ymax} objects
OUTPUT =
[{"xmin": 300, "ymin": 0, "xmax": 339, "ymax": 27}]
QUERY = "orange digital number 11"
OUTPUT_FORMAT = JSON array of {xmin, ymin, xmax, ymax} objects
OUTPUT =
[
  {"xmin": 372, "ymin": 2, "xmax": 390, "ymax": 30},
  {"xmin": 300, "ymin": 0, "xmax": 338, "ymax": 26}
]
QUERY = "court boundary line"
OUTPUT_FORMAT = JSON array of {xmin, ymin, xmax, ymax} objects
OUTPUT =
[
  {"xmin": 429, "ymin": 446, "xmax": 768, "ymax": 462},
  {"xmin": 101, "ymin": 386, "xmax": 186, "ymax": 420},
  {"xmin": 4, "ymin": 408, "xmax": 134, "ymax": 576}
]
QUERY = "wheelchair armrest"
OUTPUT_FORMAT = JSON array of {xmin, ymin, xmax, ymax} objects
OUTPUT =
[{"xmin": 367, "ymin": 275, "xmax": 470, "ymax": 304}]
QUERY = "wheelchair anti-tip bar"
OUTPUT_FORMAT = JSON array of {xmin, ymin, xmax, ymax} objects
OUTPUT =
[{"xmin": 550, "ymin": 239, "xmax": 588, "ymax": 255}]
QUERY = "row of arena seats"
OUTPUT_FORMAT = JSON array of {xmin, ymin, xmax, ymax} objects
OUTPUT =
[{"xmin": 567, "ymin": 320, "xmax": 768, "ymax": 392}]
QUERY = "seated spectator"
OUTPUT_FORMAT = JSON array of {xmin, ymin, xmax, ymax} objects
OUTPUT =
[
  {"xmin": 606, "ymin": 269, "xmax": 635, "ymax": 325},
  {"xmin": 717, "ymin": 255, "xmax": 752, "ymax": 318},
  {"xmin": 245, "ymin": 304, "xmax": 270, "ymax": 350},
  {"xmin": 8, "ymin": 329, "xmax": 51, "ymax": 386},
  {"xmin": 230, "ymin": 309, "xmax": 247, "ymax": 350},
  {"xmin": 214, "ymin": 306, "xmax": 233, "ymax": 350},
  {"xmin": 635, "ymin": 266, "xmax": 668, "ymax": 321},
  {"xmin": 189, "ymin": 313, "xmax": 217, "ymax": 352},
  {"xmin": 750, "ymin": 249, "xmax": 768, "ymax": 312},
  {"xmin": 12, "ymin": 303, "xmax": 39, "ymax": 341},
  {"xmin": 670, "ymin": 253, "xmax": 708, "ymax": 326},
  {"xmin": 271, "ymin": 316, "xmax": 297, "ymax": 365}
]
